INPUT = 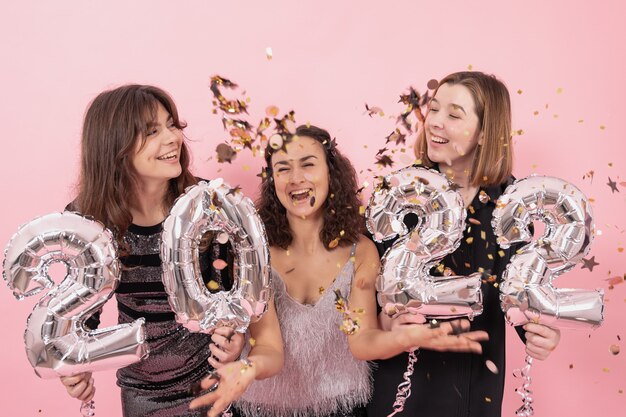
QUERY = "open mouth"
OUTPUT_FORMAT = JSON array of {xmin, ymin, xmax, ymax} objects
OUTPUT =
[
  {"xmin": 289, "ymin": 188, "xmax": 313, "ymax": 203},
  {"xmin": 157, "ymin": 150, "xmax": 178, "ymax": 161},
  {"xmin": 431, "ymin": 135, "xmax": 449, "ymax": 144}
]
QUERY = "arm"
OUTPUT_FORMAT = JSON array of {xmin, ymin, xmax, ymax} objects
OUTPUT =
[
  {"xmin": 347, "ymin": 236, "xmax": 488, "ymax": 360},
  {"xmin": 189, "ymin": 297, "xmax": 284, "ymax": 416}
]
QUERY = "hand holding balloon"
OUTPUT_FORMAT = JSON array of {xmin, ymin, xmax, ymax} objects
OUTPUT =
[
  {"xmin": 523, "ymin": 323, "xmax": 561, "ymax": 360},
  {"xmin": 207, "ymin": 326, "xmax": 245, "ymax": 369},
  {"xmin": 60, "ymin": 372, "xmax": 96, "ymax": 403}
]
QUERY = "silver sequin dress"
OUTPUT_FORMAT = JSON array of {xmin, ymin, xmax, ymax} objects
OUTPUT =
[{"xmin": 235, "ymin": 244, "xmax": 371, "ymax": 417}]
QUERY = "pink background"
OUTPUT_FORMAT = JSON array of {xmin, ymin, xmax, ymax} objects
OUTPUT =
[{"xmin": 1, "ymin": 1, "xmax": 624, "ymax": 416}]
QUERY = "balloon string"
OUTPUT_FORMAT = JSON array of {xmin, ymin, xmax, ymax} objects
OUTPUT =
[
  {"xmin": 513, "ymin": 355, "xmax": 534, "ymax": 417},
  {"xmin": 80, "ymin": 400, "xmax": 95, "ymax": 417},
  {"xmin": 387, "ymin": 349, "xmax": 419, "ymax": 417}
]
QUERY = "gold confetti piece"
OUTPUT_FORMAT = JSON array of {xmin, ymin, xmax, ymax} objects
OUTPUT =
[
  {"xmin": 466, "ymin": 237, "xmax": 474, "ymax": 244},
  {"xmin": 485, "ymin": 397, "xmax": 492, "ymax": 403},
  {"xmin": 485, "ymin": 360, "xmax": 499, "ymax": 374},
  {"xmin": 481, "ymin": 231, "xmax": 486, "ymax": 240},
  {"xmin": 487, "ymin": 254, "xmax": 494, "ymax": 260},
  {"xmin": 610, "ymin": 344, "xmax": 620, "ymax": 355},
  {"xmin": 340, "ymin": 230, "xmax": 345, "ymax": 236},
  {"xmin": 569, "ymin": 364, "xmax": 574, "ymax": 369},
  {"xmin": 602, "ymin": 367, "xmax": 610, "ymax": 372},
  {"xmin": 618, "ymin": 248, "xmax": 624, "ymax": 253},
  {"xmin": 359, "ymin": 206, "xmax": 366, "ymax": 215},
  {"xmin": 533, "ymin": 111, "xmax": 539, "ymax": 116},
  {"xmin": 319, "ymin": 286, "xmax": 325, "ymax": 294},
  {"xmin": 249, "ymin": 337, "xmax": 256, "ymax": 346},
  {"xmin": 517, "ymin": 89, "xmax": 523, "ymax": 95},
  {"xmin": 265, "ymin": 105, "xmax": 279, "ymax": 117},
  {"xmin": 556, "ymin": 87, "xmax": 563, "ymax": 94},
  {"xmin": 265, "ymin": 46, "xmax": 273, "ymax": 60},
  {"xmin": 600, "ymin": 125, "xmax": 606, "ymax": 130},
  {"xmin": 328, "ymin": 238, "xmax": 340, "ymax": 249},
  {"xmin": 207, "ymin": 280, "xmax": 220, "ymax": 290},
  {"xmin": 467, "ymin": 64, "xmax": 473, "ymax": 70},
  {"xmin": 578, "ymin": 119, "xmax": 584, "ymax": 123}
]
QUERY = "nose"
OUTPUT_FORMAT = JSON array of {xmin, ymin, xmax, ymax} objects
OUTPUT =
[
  {"xmin": 288, "ymin": 166, "xmax": 306, "ymax": 184},
  {"xmin": 164, "ymin": 127, "xmax": 181, "ymax": 145},
  {"xmin": 426, "ymin": 110, "xmax": 443, "ymax": 130}
]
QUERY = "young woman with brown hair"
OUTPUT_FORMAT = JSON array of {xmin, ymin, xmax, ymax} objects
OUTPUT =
[
  {"xmin": 367, "ymin": 71, "xmax": 562, "ymax": 417},
  {"xmin": 58, "ymin": 84, "xmax": 283, "ymax": 417}
]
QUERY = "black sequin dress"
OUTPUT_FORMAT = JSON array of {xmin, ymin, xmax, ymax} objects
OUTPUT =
[{"xmin": 88, "ymin": 223, "xmax": 231, "ymax": 417}]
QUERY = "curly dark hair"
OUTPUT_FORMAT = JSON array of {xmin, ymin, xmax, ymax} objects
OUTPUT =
[{"xmin": 257, "ymin": 125, "xmax": 364, "ymax": 250}]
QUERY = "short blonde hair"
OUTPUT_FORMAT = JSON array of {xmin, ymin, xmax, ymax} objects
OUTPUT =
[{"xmin": 414, "ymin": 71, "xmax": 513, "ymax": 186}]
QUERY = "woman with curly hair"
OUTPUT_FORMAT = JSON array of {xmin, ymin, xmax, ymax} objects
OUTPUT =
[{"xmin": 223, "ymin": 125, "xmax": 489, "ymax": 417}]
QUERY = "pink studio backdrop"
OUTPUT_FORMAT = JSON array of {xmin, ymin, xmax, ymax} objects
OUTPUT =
[{"xmin": 1, "ymin": 1, "xmax": 624, "ymax": 416}]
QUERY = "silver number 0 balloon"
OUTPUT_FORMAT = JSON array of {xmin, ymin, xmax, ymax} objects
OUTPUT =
[
  {"xmin": 492, "ymin": 175, "xmax": 604, "ymax": 328},
  {"xmin": 161, "ymin": 179, "xmax": 271, "ymax": 333},
  {"xmin": 367, "ymin": 166, "xmax": 483, "ymax": 320},
  {"xmin": 2, "ymin": 212, "xmax": 149, "ymax": 378}
]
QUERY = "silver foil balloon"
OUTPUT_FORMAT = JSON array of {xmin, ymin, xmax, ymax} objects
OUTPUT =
[
  {"xmin": 161, "ymin": 179, "xmax": 271, "ymax": 333},
  {"xmin": 2, "ymin": 212, "xmax": 148, "ymax": 378},
  {"xmin": 366, "ymin": 166, "xmax": 483, "ymax": 320},
  {"xmin": 492, "ymin": 175, "xmax": 604, "ymax": 328}
]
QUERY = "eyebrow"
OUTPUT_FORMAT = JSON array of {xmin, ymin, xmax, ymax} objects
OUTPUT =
[
  {"xmin": 430, "ymin": 98, "xmax": 467, "ymax": 115},
  {"xmin": 273, "ymin": 155, "xmax": 318, "ymax": 167}
]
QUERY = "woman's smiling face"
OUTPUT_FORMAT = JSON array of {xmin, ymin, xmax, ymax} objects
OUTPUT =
[
  {"xmin": 425, "ymin": 83, "xmax": 483, "ymax": 168},
  {"xmin": 270, "ymin": 135, "xmax": 330, "ymax": 220}
]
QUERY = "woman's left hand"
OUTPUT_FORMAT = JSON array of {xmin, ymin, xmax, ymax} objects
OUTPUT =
[
  {"xmin": 208, "ymin": 326, "xmax": 245, "ymax": 369},
  {"xmin": 189, "ymin": 359, "xmax": 256, "ymax": 417},
  {"xmin": 523, "ymin": 323, "xmax": 561, "ymax": 360}
]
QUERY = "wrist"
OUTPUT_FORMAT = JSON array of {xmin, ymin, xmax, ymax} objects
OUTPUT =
[{"xmin": 239, "ymin": 358, "xmax": 257, "ymax": 379}]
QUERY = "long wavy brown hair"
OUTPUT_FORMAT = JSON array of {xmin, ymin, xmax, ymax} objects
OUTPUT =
[
  {"xmin": 257, "ymin": 125, "xmax": 364, "ymax": 250},
  {"xmin": 74, "ymin": 85, "xmax": 197, "ymax": 245},
  {"xmin": 414, "ymin": 71, "xmax": 513, "ymax": 186}
]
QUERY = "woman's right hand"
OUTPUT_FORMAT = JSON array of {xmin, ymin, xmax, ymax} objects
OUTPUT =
[
  {"xmin": 399, "ymin": 318, "xmax": 489, "ymax": 353},
  {"xmin": 59, "ymin": 372, "xmax": 95, "ymax": 402}
]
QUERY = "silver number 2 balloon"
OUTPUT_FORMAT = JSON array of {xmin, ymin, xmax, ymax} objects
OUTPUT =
[
  {"xmin": 367, "ymin": 166, "xmax": 483, "ymax": 320},
  {"xmin": 492, "ymin": 175, "xmax": 604, "ymax": 417},
  {"xmin": 492, "ymin": 175, "xmax": 604, "ymax": 328},
  {"xmin": 161, "ymin": 179, "xmax": 271, "ymax": 333},
  {"xmin": 2, "ymin": 212, "xmax": 149, "ymax": 378}
]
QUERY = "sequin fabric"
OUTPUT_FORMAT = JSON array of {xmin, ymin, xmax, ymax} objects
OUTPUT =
[
  {"xmin": 235, "ymin": 245, "xmax": 371, "ymax": 417},
  {"xmin": 115, "ymin": 223, "xmax": 223, "ymax": 417}
]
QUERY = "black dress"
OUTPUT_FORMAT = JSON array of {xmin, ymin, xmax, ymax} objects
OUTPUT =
[
  {"xmin": 366, "ymin": 173, "xmax": 525, "ymax": 417},
  {"xmin": 76, "ymin": 219, "xmax": 232, "ymax": 417}
]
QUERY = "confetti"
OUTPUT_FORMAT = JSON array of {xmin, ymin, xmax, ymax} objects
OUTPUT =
[
  {"xmin": 207, "ymin": 280, "xmax": 220, "ymax": 290},
  {"xmin": 581, "ymin": 256, "xmax": 599, "ymax": 272},
  {"xmin": 265, "ymin": 46, "xmax": 273, "ymax": 60},
  {"xmin": 427, "ymin": 79, "xmax": 439, "ymax": 90},
  {"xmin": 328, "ymin": 238, "xmax": 340, "ymax": 249},
  {"xmin": 607, "ymin": 177, "xmax": 619, "ymax": 193},
  {"xmin": 609, "ymin": 345, "xmax": 620, "ymax": 355},
  {"xmin": 485, "ymin": 360, "xmax": 499, "ymax": 374},
  {"xmin": 216, "ymin": 143, "xmax": 237, "ymax": 163},
  {"xmin": 212, "ymin": 259, "xmax": 228, "ymax": 270},
  {"xmin": 216, "ymin": 232, "xmax": 229, "ymax": 244}
]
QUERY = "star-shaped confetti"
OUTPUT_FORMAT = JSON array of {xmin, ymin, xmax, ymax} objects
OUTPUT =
[
  {"xmin": 581, "ymin": 256, "xmax": 599, "ymax": 272},
  {"xmin": 607, "ymin": 177, "xmax": 620, "ymax": 193}
]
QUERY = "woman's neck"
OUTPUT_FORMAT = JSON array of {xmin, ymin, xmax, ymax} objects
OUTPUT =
[
  {"xmin": 131, "ymin": 179, "xmax": 170, "ymax": 226},
  {"xmin": 285, "ymin": 212, "xmax": 326, "ymax": 254},
  {"xmin": 437, "ymin": 157, "xmax": 479, "ymax": 208}
]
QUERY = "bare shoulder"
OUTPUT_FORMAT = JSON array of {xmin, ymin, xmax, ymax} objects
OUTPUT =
[{"xmin": 355, "ymin": 235, "xmax": 380, "ymax": 269}]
